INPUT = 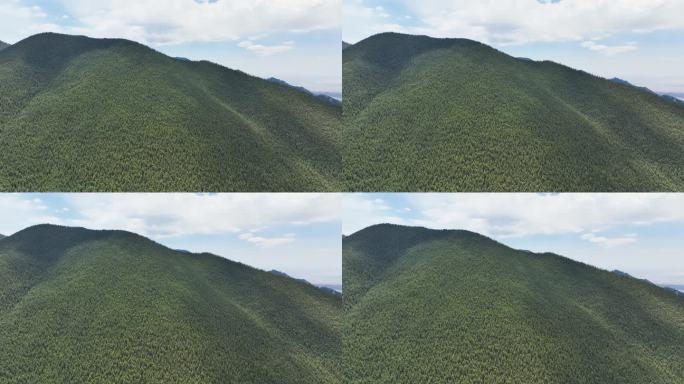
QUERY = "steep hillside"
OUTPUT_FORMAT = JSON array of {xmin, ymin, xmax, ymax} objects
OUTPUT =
[
  {"xmin": 0, "ymin": 224, "xmax": 342, "ymax": 383},
  {"xmin": 0, "ymin": 33, "xmax": 341, "ymax": 191},
  {"xmin": 343, "ymin": 33, "xmax": 684, "ymax": 191},
  {"xmin": 343, "ymin": 224, "xmax": 684, "ymax": 383},
  {"xmin": 0, "ymin": 41, "xmax": 8, "ymax": 51}
]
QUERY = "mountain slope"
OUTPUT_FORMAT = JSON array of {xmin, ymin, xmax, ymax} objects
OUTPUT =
[
  {"xmin": 0, "ymin": 224, "xmax": 342, "ymax": 383},
  {"xmin": 343, "ymin": 224, "xmax": 684, "ymax": 383},
  {"xmin": 343, "ymin": 33, "xmax": 684, "ymax": 191},
  {"xmin": 0, "ymin": 33, "xmax": 341, "ymax": 191},
  {"xmin": 0, "ymin": 41, "xmax": 8, "ymax": 51}
]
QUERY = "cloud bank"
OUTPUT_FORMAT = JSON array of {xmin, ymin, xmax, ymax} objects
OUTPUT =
[
  {"xmin": 2, "ymin": 0, "xmax": 340, "ymax": 45},
  {"xmin": 344, "ymin": 193, "xmax": 684, "ymax": 242},
  {"xmin": 345, "ymin": 0, "xmax": 684, "ymax": 47},
  {"xmin": 0, "ymin": 193, "xmax": 340, "ymax": 240}
]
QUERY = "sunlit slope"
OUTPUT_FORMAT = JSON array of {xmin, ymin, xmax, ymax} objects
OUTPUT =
[
  {"xmin": 0, "ymin": 225, "xmax": 342, "ymax": 383},
  {"xmin": 343, "ymin": 33, "xmax": 684, "ymax": 191},
  {"xmin": 0, "ymin": 33, "xmax": 341, "ymax": 191},
  {"xmin": 343, "ymin": 224, "xmax": 684, "ymax": 383}
]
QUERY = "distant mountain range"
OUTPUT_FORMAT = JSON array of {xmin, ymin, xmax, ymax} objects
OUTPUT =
[
  {"xmin": 0, "ymin": 33, "xmax": 342, "ymax": 192},
  {"xmin": 0, "ymin": 40, "xmax": 8, "ymax": 51},
  {"xmin": 612, "ymin": 270, "xmax": 684, "ymax": 296},
  {"xmin": 343, "ymin": 41, "xmax": 351, "ymax": 50},
  {"xmin": 269, "ymin": 269, "xmax": 342, "ymax": 296},
  {"xmin": 266, "ymin": 77, "xmax": 341, "ymax": 105},
  {"xmin": 0, "ymin": 224, "xmax": 342, "ymax": 383},
  {"xmin": 609, "ymin": 78, "xmax": 684, "ymax": 105},
  {"xmin": 661, "ymin": 284, "xmax": 684, "ymax": 295},
  {"xmin": 344, "ymin": 224, "xmax": 684, "ymax": 383},
  {"xmin": 343, "ymin": 32, "xmax": 684, "ymax": 191}
]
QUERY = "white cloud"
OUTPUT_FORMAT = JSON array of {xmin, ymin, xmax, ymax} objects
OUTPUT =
[
  {"xmin": 238, "ymin": 40, "xmax": 295, "ymax": 56},
  {"xmin": 0, "ymin": 1, "xmax": 60, "ymax": 43},
  {"xmin": 239, "ymin": 232, "xmax": 296, "ymax": 247},
  {"xmin": 343, "ymin": 0, "xmax": 409, "ymax": 43},
  {"xmin": 343, "ymin": 194, "xmax": 405, "ymax": 234},
  {"xmin": 581, "ymin": 40, "xmax": 637, "ymax": 56},
  {"xmin": 344, "ymin": 193, "xmax": 684, "ymax": 238},
  {"xmin": 581, "ymin": 232, "xmax": 638, "ymax": 247},
  {"xmin": 53, "ymin": 0, "xmax": 340, "ymax": 46},
  {"xmin": 345, "ymin": 0, "xmax": 684, "ymax": 45},
  {"xmin": 0, "ymin": 194, "xmax": 61, "ymax": 235}
]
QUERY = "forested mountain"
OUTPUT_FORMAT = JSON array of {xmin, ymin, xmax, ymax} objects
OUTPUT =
[
  {"xmin": 0, "ymin": 224, "xmax": 342, "ymax": 383},
  {"xmin": 342, "ymin": 42, "xmax": 351, "ymax": 50},
  {"xmin": 0, "ymin": 33, "xmax": 341, "ymax": 192},
  {"xmin": 0, "ymin": 41, "xmax": 8, "ymax": 51},
  {"xmin": 343, "ymin": 224, "xmax": 684, "ymax": 383},
  {"xmin": 343, "ymin": 32, "xmax": 684, "ymax": 192}
]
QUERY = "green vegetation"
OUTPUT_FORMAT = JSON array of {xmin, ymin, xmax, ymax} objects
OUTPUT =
[
  {"xmin": 0, "ymin": 33, "xmax": 341, "ymax": 191},
  {"xmin": 0, "ymin": 224, "xmax": 342, "ymax": 383},
  {"xmin": 343, "ymin": 33, "xmax": 684, "ymax": 191},
  {"xmin": 343, "ymin": 224, "xmax": 684, "ymax": 383}
]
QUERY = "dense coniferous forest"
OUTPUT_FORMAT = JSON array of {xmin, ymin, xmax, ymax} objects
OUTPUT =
[
  {"xmin": 343, "ymin": 33, "xmax": 684, "ymax": 192},
  {"xmin": 0, "ymin": 33, "xmax": 341, "ymax": 192},
  {"xmin": 343, "ymin": 224, "xmax": 684, "ymax": 383},
  {"xmin": 0, "ymin": 225, "xmax": 342, "ymax": 383}
]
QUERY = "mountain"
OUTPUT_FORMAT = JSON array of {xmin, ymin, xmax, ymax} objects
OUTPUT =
[
  {"xmin": 343, "ymin": 224, "xmax": 684, "ymax": 383},
  {"xmin": 266, "ymin": 77, "xmax": 341, "ymax": 106},
  {"xmin": 0, "ymin": 234, "xmax": 5, "ymax": 239},
  {"xmin": 343, "ymin": 33, "xmax": 684, "ymax": 192},
  {"xmin": 0, "ymin": 41, "xmax": 8, "ymax": 51},
  {"xmin": 0, "ymin": 33, "xmax": 341, "ymax": 192},
  {"xmin": 343, "ymin": 42, "xmax": 351, "ymax": 50},
  {"xmin": 0, "ymin": 224, "xmax": 342, "ymax": 383}
]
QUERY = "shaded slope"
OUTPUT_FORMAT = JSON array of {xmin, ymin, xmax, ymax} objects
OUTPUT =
[
  {"xmin": 343, "ymin": 224, "xmax": 684, "ymax": 383},
  {"xmin": 0, "ymin": 33, "xmax": 341, "ymax": 191},
  {"xmin": 343, "ymin": 33, "xmax": 684, "ymax": 191},
  {"xmin": 0, "ymin": 224, "xmax": 342, "ymax": 383},
  {"xmin": 0, "ymin": 41, "xmax": 8, "ymax": 51}
]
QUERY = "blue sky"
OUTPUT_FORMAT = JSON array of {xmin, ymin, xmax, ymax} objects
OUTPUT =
[
  {"xmin": 344, "ymin": 0, "xmax": 684, "ymax": 95},
  {"xmin": 344, "ymin": 193, "xmax": 684, "ymax": 287},
  {"xmin": 0, "ymin": 193, "xmax": 341, "ymax": 286},
  {"xmin": 0, "ymin": 0, "xmax": 341, "ymax": 93}
]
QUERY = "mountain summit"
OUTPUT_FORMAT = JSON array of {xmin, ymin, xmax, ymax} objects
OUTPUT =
[
  {"xmin": 343, "ymin": 224, "xmax": 684, "ymax": 383},
  {"xmin": 0, "ymin": 33, "xmax": 341, "ymax": 192},
  {"xmin": 0, "ymin": 224, "xmax": 342, "ymax": 383},
  {"xmin": 343, "ymin": 32, "xmax": 684, "ymax": 191}
]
